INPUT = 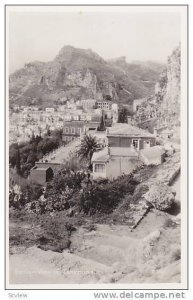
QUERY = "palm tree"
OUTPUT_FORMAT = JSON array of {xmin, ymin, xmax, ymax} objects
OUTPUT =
[{"xmin": 77, "ymin": 135, "xmax": 100, "ymax": 170}]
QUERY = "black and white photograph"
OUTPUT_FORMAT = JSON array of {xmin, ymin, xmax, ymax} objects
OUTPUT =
[{"xmin": 5, "ymin": 5, "xmax": 188, "ymax": 290}]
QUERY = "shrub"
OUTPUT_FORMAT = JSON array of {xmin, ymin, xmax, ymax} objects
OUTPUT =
[
  {"xmin": 37, "ymin": 215, "xmax": 76, "ymax": 252},
  {"xmin": 144, "ymin": 182, "xmax": 175, "ymax": 211},
  {"xmin": 9, "ymin": 183, "xmax": 43, "ymax": 210},
  {"xmin": 29, "ymin": 169, "xmax": 88, "ymax": 214},
  {"xmin": 77, "ymin": 174, "xmax": 138, "ymax": 215}
]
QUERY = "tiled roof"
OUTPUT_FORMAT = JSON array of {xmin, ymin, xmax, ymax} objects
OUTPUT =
[
  {"xmin": 92, "ymin": 148, "xmax": 109, "ymax": 163},
  {"xmin": 92, "ymin": 146, "xmax": 138, "ymax": 162},
  {"xmin": 110, "ymin": 147, "xmax": 138, "ymax": 157},
  {"xmin": 107, "ymin": 123, "xmax": 155, "ymax": 138}
]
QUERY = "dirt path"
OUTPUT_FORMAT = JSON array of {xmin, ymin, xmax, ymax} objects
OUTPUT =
[{"xmin": 9, "ymin": 209, "xmax": 180, "ymax": 285}]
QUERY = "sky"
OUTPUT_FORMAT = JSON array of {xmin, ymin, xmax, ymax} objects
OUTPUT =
[{"xmin": 8, "ymin": 6, "xmax": 181, "ymax": 73}]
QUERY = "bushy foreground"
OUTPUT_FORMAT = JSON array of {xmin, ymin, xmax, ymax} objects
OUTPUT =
[{"xmin": 9, "ymin": 167, "xmax": 139, "ymax": 216}]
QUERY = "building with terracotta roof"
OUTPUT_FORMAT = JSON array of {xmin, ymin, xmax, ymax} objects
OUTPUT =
[{"xmin": 107, "ymin": 123, "xmax": 156, "ymax": 150}]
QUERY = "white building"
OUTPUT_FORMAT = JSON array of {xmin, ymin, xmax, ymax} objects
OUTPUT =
[{"xmin": 45, "ymin": 108, "xmax": 55, "ymax": 113}]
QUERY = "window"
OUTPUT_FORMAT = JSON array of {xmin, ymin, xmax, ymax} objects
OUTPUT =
[
  {"xmin": 71, "ymin": 127, "xmax": 75, "ymax": 134},
  {"xmin": 95, "ymin": 164, "xmax": 105, "ymax": 173},
  {"xmin": 77, "ymin": 128, "xmax": 81, "ymax": 134},
  {"xmin": 132, "ymin": 139, "xmax": 139, "ymax": 149},
  {"xmin": 65, "ymin": 127, "xmax": 69, "ymax": 133}
]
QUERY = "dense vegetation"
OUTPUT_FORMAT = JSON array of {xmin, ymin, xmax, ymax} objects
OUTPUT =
[
  {"xmin": 118, "ymin": 107, "xmax": 130, "ymax": 123},
  {"xmin": 76, "ymin": 176, "xmax": 138, "ymax": 215},
  {"xmin": 9, "ymin": 164, "xmax": 139, "ymax": 216},
  {"xmin": 9, "ymin": 129, "xmax": 63, "ymax": 177}
]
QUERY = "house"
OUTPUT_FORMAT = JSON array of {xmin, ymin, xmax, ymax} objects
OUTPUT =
[
  {"xmin": 30, "ymin": 166, "xmax": 54, "ymax": 185},
  {"xmin": 92, "ymin": 147, "xmax": 140, "ymax": 180},
  {"xmin": 81, "ymin": 99, "xmax": 96, "ymax": 110},
  {"xmin": 96, "ymin": 100, "xmax": 112, "ymax": 110},
  {"xmin": 45, "ymin": 108, "xmax": 55, "ymax": 113},
  {"xmin": 139, "ymin": 146, "xmax": 165, "ymax": 165},
  {"xmin": 107, "ymin": 123, "xmax": 156, "ymax": 150},
  {"xmin": 62, "ymin": 114, "xmax": 101, "ymax": 143},
  {"xmin": 92, "ymin": 123, "xmax": 159, "ymax": 179},
  {"xmin": 62, "ymin": 120, "xmax": 85, "ymax": 143}
]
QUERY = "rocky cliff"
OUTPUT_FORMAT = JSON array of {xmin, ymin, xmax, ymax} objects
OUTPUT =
[
  {"xmin": 9, "ymin": 45, "xmax": 164, "ymax": 108},
  {"xmin": 134, "ymin": 45, "xmax": 181, "ymax": 129},
  {"xmin": 155, "ymin": 46, "xmax": 181, "ymax": 127}
]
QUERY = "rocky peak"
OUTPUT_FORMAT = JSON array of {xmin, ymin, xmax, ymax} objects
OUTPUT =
[
  {"xmin": 9, "ymin": 45, "xmax": 164, "ymax": 108},
  {"xmin": 133, "ymin": 45, "xmax": 181, "ymax": 130},
  {"xmin": 156, "ymin": 45, "xmax": 181, "ymax": 127},
  {"xmin": 55, "ymin": 45, "xmax": 105, "ymax": 65}
]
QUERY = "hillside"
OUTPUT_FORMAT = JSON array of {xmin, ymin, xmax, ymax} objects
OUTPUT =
[
  {"xmin": 9, "ymin": 45, "xmax": 164, "ymax": 108},
  {"xmin": 134, "ymin": 45, "xmax": 181, "ymax": 130},
  {"xmin": 155, "ymin": 46, "xmax": 181, "ymax": 127}
]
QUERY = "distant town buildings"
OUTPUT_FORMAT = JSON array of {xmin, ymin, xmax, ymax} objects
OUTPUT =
[
  {"xmin": 96, "ymin": 100, "xmax": 112, "ymax": 110},
  {"xmin": 80, "ymin": 99, "xmax": 96, "ymax": 110},
  {"xmin": 45, "ymin": 107, "xmax": 55, "ymax": 113},
  {"xmin": 9, "ymin": 96, "xmax": 120, "ymax": 145}
]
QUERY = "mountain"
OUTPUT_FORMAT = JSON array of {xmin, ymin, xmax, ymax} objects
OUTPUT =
[
  {"xmin": 133, "ymin": 45, "xmax": 181, "ymax": 130},
  {"xmin": 9, "ymin": 45, "xmax": 165, "ymax": 108},
  {"xmin": 155, "ymin": 46, "xmax": 181, "ymax": 127}
]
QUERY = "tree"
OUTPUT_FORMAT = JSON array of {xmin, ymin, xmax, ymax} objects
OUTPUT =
[
  {"xmin": 98, "ymin": 111, "xmax": 106, "ymax": 131},
  {"xmin": 15, "ymin": 147, "xmax": 21, "ymax": 175},
  {"xmin": 118, "ymin": 107, "xmax": 129, "ymax": 123},
  {"xmin": 46, "ymin": 126, "xmax": 51, "ymax": 136},
  {"xmin": 9, "ymin": 147, "xmax": 19, "ymax": 168},
  {"xmin": 27, "ymin": 152, "xmax": 37, "ymax": 164},
  {"xmin": 77, "ymin": 135, "xmax": 100, "ymax": 170},
  {"xmin": 31, "ymin": 131, "xmax": 35, "ymax": 143},
  {"xmin": 104, "ymin": 95, "xmax": 112, "ymax": 101}
]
